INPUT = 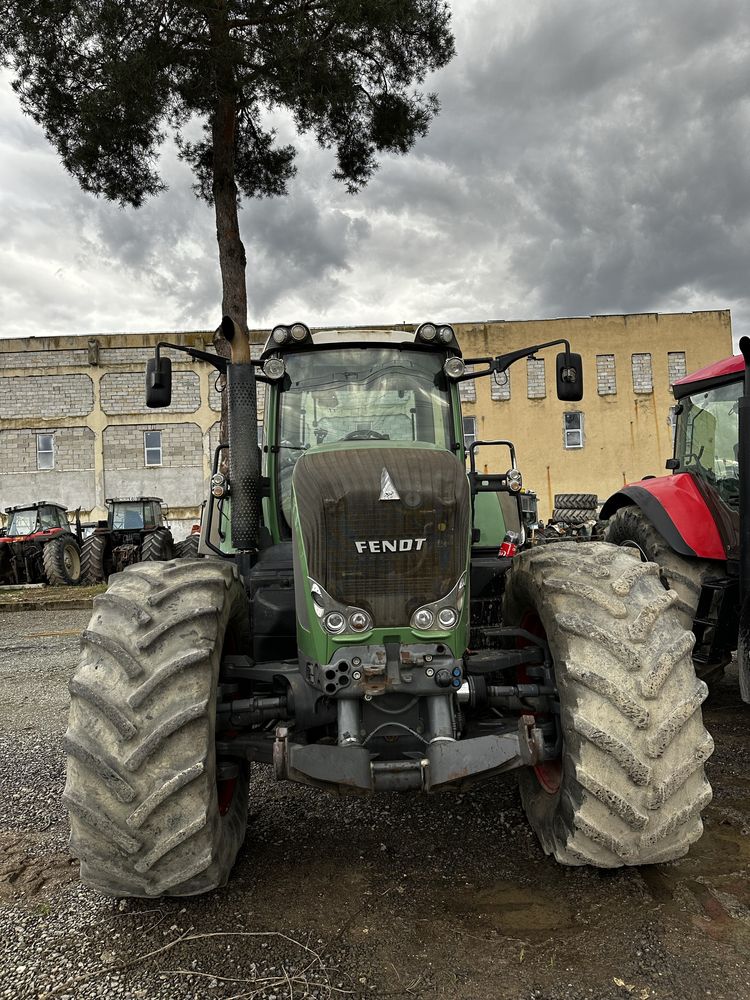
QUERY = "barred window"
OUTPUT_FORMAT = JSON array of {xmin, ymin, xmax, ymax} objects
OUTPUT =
[{"xmin": 563, "ymin": 412, "xmax": 584, "ymax": 449}]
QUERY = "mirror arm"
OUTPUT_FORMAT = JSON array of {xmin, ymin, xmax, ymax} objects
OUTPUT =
[
  {"xmin": 153, "ymin": 342, "xmax": 273, "ymax": 383},
  {"xmin": 462, "ymin": 338, "xmax": 573, "ymax": 381}
]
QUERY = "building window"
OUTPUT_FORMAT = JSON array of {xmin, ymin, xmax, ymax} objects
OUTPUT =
[
  {"xmin": 36, "ymin": 433, "xmax": 54, "ymax": 470},
  {"xmin": 668, "ymin": 351, "xmax": 687, "ymax": 387},
  {"xmin": 527, "ymin": 358, "xmax": 546, "ymax": 399},
  {"xmin": 144, "ymin": 430, "xmax": 163, "ymax": 467},
  {"xmin": 596, "ymin": 355, "xmax": 616, "ymax": 395},
  {"xmin": 563, "ymin": 412, "xmax": 584, "ymax": 449},
  {"xmin": 462, "ymin": 416, "xmax": 477, "ymax": 451},
  {"xmin": 458, "ymin": 365, "xmax": 476, "ymax": 403},
  {"xmin": 490, "ymin": 370, "xmax": 511, "ymax": 401},
  {"xmin": 631, "ymin": 353, "xmax": 653, "ymax": 393}
]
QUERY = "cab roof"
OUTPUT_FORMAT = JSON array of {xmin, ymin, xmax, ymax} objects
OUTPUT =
[
  {"xmin": 673, "ymin": 353, "xmax": 744, "ymax": 398},
  {"xmin": 4, "ymin": 501, "xmax": 67, "ymax": 514},
  {"xmin": 261, "ymin": 326, "xmax": 462, "ymax": 357}
]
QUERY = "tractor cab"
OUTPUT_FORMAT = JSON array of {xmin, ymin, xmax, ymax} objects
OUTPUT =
[
  {"xmin": 4, "ymin": 501, "xmax": 70, "ymax": 539},
  {"xmin": 106, "ymin": 497, "xmax": 166, "ymax": 535},
  {"xmin": 0, "ymin": 501, "xmax": 81, "ymax": 586},
  {"xmin": 671, "ymin": 356, "xmax": 742, "ymax": 547}
]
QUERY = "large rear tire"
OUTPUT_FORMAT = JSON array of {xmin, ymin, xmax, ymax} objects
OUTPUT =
[
  {"xmin": 64, "ymin": 558, "xmax": 251, "ymax": 897},
  {"xmin": 81, "ymin": 534, "xmax": 108, "ymax": 584},
  {"xmin": 177, "ymin": 534, "xmax": 201, "ymax": 559},
  {"xmin": 42, "ymin": 535, "xmax": 82, "ymax": 585},
  {"xmin": 140, "ymin": 528, "xmax": 174, "ymax": 562},
  {"xmin": 604, "ymin": 506, "xmax": 728, "ymax": 683},
  {"xmin": 503, "ymin": 541, "xmax": 713, "ymax": 867}
]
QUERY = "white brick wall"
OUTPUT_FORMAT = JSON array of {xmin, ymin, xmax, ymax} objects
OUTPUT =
[
  {"xmin": 0, "ymin": 426, "xmax": 95, "ymax": 472},
  {"xmin": 458, "ymin": 364, "xmax": 476, "ymax": 403},
  {"xmin": 101, "ymin": 371, "xmax": 200, "ymax": 414},
  {"xmin": 490, "ymin": 370, "xmax": 511, "ymax": 401},
  {"xmin": 0, "ymin": 348, "xmax": 89, "ymax": 368},
  {"xmin": 527, "ymin": 358, "xmax": 546, "ymax": 399},
  {"xmin": 668, "ymin": 351, "xmax": 687, "ymax": 386},
  {"xmin": 0, "ymin": 374, "xmax": 94, "ymax": 418},
  {"xmin": 631, "ymin": 353, "xmax": 653, "ymax": 393},
  {"xmin": 596, "ymin": 355, "xmax": 617, "ymax": 395},
  {"xmin": 103, "ymin": 423, "xmax": 203, "ymax": 470}
]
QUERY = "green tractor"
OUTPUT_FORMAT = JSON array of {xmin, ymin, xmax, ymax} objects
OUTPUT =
[{"xmin": 64, "ymin": 320, "xmax": 714, "ymax": 897}]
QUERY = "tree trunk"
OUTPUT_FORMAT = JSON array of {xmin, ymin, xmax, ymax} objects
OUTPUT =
[
  {"xmin": 211, "ymin": 91, "xmax": 250, "ymax": 361},
  {"xmin": 208, "ymin": 5, "xmax": 251, "ymax": 462}
]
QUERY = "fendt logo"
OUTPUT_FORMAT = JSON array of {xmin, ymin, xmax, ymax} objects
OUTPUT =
[{"xmin": 354, "ymin": 538, "xmax": 426, "ymax": 554}]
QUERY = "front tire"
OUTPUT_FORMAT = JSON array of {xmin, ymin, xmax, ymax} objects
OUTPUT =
[
  {"xmin": 42, "ymin": 535, "xmax": 81, "ymax": 585},
  {"xmin": 64, "ymin": 558, "xmax": 251, "ymax": 897},
  {"xmin": 503, "ymin": 541, "xmax": 713, "ymax": 867}
]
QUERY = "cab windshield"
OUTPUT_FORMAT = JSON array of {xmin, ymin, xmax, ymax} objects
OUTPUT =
[
  {"xmin": 7, "ymin": 510, "xmax": 38, "ymax": 535},
  {"xmin": 277, "ymin": 346, "xmax": 454, "ymax": 524},
  {"xmin": 111, "ymin": 503, "xmax": 148, "ymax": 530},
  {"xmin": 675, "ymin": 379, "xmax": 741, "ymax": 508}
]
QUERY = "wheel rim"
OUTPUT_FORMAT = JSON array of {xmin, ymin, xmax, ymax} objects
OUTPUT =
[
  {"xmin": 519, "ymin": 609, "xmax": 562, "ymax": 795},
  {"xmin": 63, "ymin": 543, "xmax": 80, "ymax": 578}
]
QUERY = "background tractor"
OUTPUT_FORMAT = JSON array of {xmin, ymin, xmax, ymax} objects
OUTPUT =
[
  {"xmin": 80, "ymin": 496, "xmax": 175, "ymax": 583},
  {"xmin": 64, "ymin": 320, "xmax": 713, "ymax": 898},
  {"xmin": 0, "ymin": 501, "xmax": 82, "ymax": 586},
  {"xmin": 602, "ymin": 338, "xmax": 750, "ymax": 694}
]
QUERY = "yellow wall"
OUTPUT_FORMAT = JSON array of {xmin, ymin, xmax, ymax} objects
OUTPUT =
[{"xmin": 455, "ymin": 311, "xmax": 733, "ymax": 519}]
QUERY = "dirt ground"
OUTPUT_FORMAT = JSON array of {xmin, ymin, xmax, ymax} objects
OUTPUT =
[{"xmin": 1, "ymin": 608, "xmax": 750, "ymax": 1000}]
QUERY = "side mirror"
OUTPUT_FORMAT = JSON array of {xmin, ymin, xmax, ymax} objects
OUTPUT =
[
  {"xmin": 556, "ymin": 351, "xmax": 583, "ymax": 401},
  {"xmin": 146, "ymin": 355, "xmax": 172, "ymax": 408}
]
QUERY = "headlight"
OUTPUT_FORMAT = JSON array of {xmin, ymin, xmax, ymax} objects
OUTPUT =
[
  {"xmin": 438, "ymin": 325, "xmax": 455, "ymax": 343},
  {"xmin": 349, "ymin": 611, "xmax": 372, "ymax": 632},
  {"xmin": 412, "ymin": 607, "xmax": 434, "ymax": 630},
  {"xmin": 324, "ymin": 612, "xmax": 346, "ymax": 634},
  {"xmin": 443, "ymin": 357, "xmax": 465, "ymax": 379},
  {"xmin": 272, "ymin": 326, "xmax": 289, "ymax": 345},
  {"xmin": 263, "ymin": 357, "xmax": 286, "ymax": 380},
  {"xmin": 437, "ymin": 607, "xmax": 458, "ymax": 628},
  {"xmin": 507, "ymin": 468, "xmax": 523, "ymax": 492},
  {"xmin": 291, "ymin": 323, "xmax": 310, "ymax": 342},
  {"xmin": 210, "ymin": 473, "xmax": 226, "ymax": 498},
  {"xmin": 416, "ymin": 322, "xmax": 437, "ymax": 342}
]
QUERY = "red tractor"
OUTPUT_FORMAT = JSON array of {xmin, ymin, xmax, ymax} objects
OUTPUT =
[
  {"xmin": 601, "ymin": 338, "xmax": 750, "ymax": 694},
  {"xmin": 0, "ymin": 501, "xmax": 83, "ymax": 586}
]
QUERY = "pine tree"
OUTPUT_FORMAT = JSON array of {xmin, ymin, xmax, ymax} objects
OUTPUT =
[{"xmin": 0, "ymin": 1, "xmax": 454, "ymax": 346}]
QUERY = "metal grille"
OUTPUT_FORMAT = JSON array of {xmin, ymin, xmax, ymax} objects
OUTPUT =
[{"xmin": 293, "ymin": 447, "xmax": 471, "ymax": 626}]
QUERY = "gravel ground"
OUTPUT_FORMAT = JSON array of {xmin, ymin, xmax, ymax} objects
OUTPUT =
[{"xmin": 1, "ymin": 608, "xmax": 750, "ymax": 999}]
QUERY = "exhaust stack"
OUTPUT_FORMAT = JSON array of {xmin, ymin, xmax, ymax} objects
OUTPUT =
[{"xmin": 222, "ymin": 316, "xmax": 260, "ymax": 556}]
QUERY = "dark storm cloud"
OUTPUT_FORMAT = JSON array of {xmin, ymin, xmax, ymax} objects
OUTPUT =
[{"xmin": 1, "ymin": 0, "xmax": 750, "ymax": 337}]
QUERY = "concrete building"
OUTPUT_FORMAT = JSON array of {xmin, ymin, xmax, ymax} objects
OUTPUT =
[
  {"xmin": 0, "ymin": 331, "xmax": 265, "ymax": 538},
  {"xmin": 454, "ymin": 310, "xmax": 733, "ymax": 517},
  {"xmin": 0, "ymin": 309, "xmax": 733, "ymax": 533}
]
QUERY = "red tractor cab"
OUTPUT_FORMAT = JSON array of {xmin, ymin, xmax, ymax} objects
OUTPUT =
[{"xmin": 601, "ymin": 345, "xmax": 746, "ymax": 692}]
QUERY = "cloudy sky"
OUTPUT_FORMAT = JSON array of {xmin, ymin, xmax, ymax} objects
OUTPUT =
[{"xmin": 1, "ymin": 0, "xmax": 749, "ymax": 342}]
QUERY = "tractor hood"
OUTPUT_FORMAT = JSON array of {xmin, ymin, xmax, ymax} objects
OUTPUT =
[{"xmin": 292, "ymin": 444, "xmax": 471, "ymax": 628}]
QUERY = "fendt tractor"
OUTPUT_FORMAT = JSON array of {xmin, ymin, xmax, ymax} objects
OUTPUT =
[
  {"xmin": 80, "ymin": 496, "xmax": 175, "ymax": 583},
  {"xmin": 64, "ymin": 320, "xmax": 714, "ymax": 898},
  {"xmin": 603, "ymin": 336, "xmax": 750, "ymax": 698},
  {"xmin": 0, "ymin": 501, "xmax": 82, "ymax": 586}
]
